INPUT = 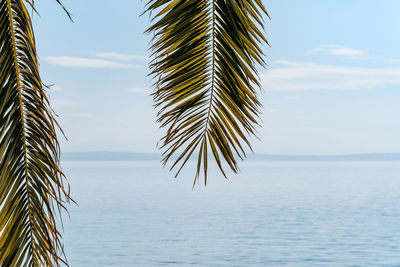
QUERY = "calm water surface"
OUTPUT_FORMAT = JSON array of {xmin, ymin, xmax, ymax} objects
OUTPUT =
[{"xmin": 62, "ymin": 161, "xmax": 400, "ymax": 266}]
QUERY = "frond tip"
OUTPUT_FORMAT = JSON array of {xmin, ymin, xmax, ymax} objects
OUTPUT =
[
  {"xmin": 146, "ymin": 0, "xmax": 269, "ymax": 184},
  {"xmin": 0, "ymin": 0, "xmax": 71, "ymax": 266}
]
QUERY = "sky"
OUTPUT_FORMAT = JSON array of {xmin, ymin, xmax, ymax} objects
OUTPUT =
[{"xmin": 31, "ymin": 0, "xmax": 400, "ymax": 155}]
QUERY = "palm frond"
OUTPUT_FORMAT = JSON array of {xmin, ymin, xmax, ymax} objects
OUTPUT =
[
  {"xmin": 0, "ymin": 0, "xmax": 71, "ymax": 265},
  {"xmin": 25, "ymin": 0, "xmax": 73, "ymax": 20},
  {"xmin": 146, "ymin": 0, "xmax": 269, "ymax": 184},
  {"xmin": 53, "ymin": 0, "xmax": 72, "ymax": 21}
]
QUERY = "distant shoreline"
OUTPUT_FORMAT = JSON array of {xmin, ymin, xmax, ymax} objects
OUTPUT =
[{"xmin": 61, "ymin": 151, "xmax": 400, "ymax": 162}]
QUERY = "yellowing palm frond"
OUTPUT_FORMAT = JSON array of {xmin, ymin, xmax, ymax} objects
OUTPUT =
[
  {"xmin": 0, "ymin": 0, "xmax": 71, "ymax": 265},
  {"xmin": 146, "ymin": 0, "xmax": 269, "ymax": 184}
]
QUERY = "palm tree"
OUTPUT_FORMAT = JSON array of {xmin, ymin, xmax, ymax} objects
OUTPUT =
[
  {"xmin": 0, "ymin": 0, "xmax": 268, "ymax": 265},
  {"xmin": 0, "ymin": 0, "xmax": 71, "ymax": 265},
  {"xmin": 146, "ymin": 0, "xmax": 269, "ymax": 185}
]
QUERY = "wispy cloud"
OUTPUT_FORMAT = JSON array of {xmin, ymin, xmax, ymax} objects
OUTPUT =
[
  {"xmin": 72, "ymin": 113, "xmax": 96, "ymax": 118},
  {"xmin": 264, "ymin": 106, "xmax": 278, "ymax": 113},
  {"xmin": 261, "ymin": 60, "xmax": 400, "ymax": 91},
  {"xmin": 307, "ymin": 45, "xmax": 367, "ymax": 59},
  {"xmin": 387, "ymin": 58, "xmax": 400, "ymax": 63},
  {"xmin": 95, "ymin": 53, "xmax": 148, "ymax": 61},
  {"xmin": 51, "ymin": 99, "xmax": 88, "ymax": 109},
  {"xmin": 43, "ymin": 56, "xmax": 143, "ymax": 69},
  {"xmin": 126, "ymin": 88, "xmax": 150, "ymax": 94},
  {"xmin": 48, "ymin": 85, "xmax": 64, "ymax": 92}
]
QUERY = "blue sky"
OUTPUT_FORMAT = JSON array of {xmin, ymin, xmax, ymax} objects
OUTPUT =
[{"xmin": 32, "ymin": 0, "xmax": 400, "ymax": 155}]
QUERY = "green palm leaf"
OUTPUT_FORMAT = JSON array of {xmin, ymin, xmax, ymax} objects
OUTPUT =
[
  {"xmin": 0, "ymin": 0, "xmax": 71, "ymax": 265},
  {"xmin": 146, "ymin": 0, "xmax": 269, "ymax": 184}
]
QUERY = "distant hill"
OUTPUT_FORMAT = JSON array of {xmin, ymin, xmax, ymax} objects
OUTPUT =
[
  {"xmin": 62, "ymin": 151, "xmax": 159, "ymax": 161},
  {"xmin": 248, "ymin": 153, "xmax": 400, "ymax": 161},
  {"xmin": 61, "ymin": 151, "xmax": 400, "ymax": 162}
]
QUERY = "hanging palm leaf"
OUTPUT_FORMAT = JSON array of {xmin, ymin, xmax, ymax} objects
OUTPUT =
[
  {"xmin": 146, "ymin": 0, "xmax": 269, "ymax": 184},
  {"xmin": 0, "ymin": 0, "xmax": 71, "ymax": 265}
]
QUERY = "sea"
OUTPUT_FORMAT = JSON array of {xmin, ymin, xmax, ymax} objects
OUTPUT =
[{"xmin": 61, "ymin": 160, "xmax": 400, "ymax": 266}]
